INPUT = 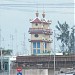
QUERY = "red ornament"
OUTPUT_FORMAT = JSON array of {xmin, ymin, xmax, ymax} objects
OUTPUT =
[{"xmin": 17, "ymin": 67, "xmax": 22, "ymax": 72}]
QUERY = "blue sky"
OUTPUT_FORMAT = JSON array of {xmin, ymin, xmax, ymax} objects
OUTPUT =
[{"xmin": 0, "ymin": 0, "xmax": 74, "ymax": 55}]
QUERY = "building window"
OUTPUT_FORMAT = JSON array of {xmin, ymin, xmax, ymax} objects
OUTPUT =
[
  {"xmin": 33, "ymin": 42, "xmax": 36, "ymax": 48},
  {"xmin": 43, "ymin": 42, "xmax": 47, "ymax": 48},
  {"xmin": 35, "ymin": 23, "xmax": 38, "ymax": 26},
  {"xmin": 45, "ymin": 42, "xmax": 47, "ymax": 48},
  {"xmin": 45, "ymin": 50, "xmax": 47, "ymax": 53},
  {"xmin": 33, "ymin": 49, "xmax": 36, "ymax": 54},
  {"xmin": 35, "ymin": 34, "xmax": 38, "ymax": 37},
  {"xmin": 33, "ymin": 42, "xmax": 40, "ymax": 48},
  {"xmin": 37, "ymin": 49, "xmax": 40, "ymax": 54},
  {"xmin": 37, "ymin": 42, "xmax": 40, "ymax": 48},
  {"xmin": 33, "ymin": 42, "xmax": 40, "ymax": 54}
]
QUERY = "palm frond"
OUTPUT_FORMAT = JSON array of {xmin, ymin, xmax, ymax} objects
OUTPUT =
[
  {"xmin": 55, "ymin": 25, "xmax": 60, "ymax": 31},
  {"xmin": 57, "ymin": 21, "xmax": 62, "ymax": 29}
]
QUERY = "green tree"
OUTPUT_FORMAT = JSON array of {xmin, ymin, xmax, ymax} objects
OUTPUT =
[
  {"xmin": 55, "ymin": 21, "xmax": 69, "ymax": 53},
  {"xmin": 0, "ymin": 49, "xmax": 12, "ymax": 56},
  {"xmin": 68, "ymin": 27, "xmax": 75, "ymax": 54}
]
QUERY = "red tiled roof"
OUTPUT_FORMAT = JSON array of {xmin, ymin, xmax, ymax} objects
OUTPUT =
[
  {"xmin": 30, "ymin": 18, "xmax": 41, "ymax": 23},
  {"xmin": 30, "ymin": 18, "xmax": 51, "ymax": 24},
  {"xmin": 42, "ymin": 21, "xmax": 50, "ymax": 24},
  {"xmin": 41, "ymin": 19, "xmax": 51, "ymax": 24}
]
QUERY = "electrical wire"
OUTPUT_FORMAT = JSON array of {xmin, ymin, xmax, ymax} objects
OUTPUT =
[
  {"xmin": 0, "ymin": 3, "xmax": 74, "ymax": 14},
  {"xmin": 0, "ymin": 7, "xmax": 74, "ymax": 14},
  {"xmin": 0, "ymin": 3, "xmax": 74, "ymax": 6}
]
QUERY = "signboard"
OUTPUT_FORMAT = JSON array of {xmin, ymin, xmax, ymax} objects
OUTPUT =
[
  {"xmin": 17, "ymin": 72, "xmax": 22, "ymax": 75},
  {"xmin": 17, "ymin": 67, "xmax": 22, "ymax": 72}
]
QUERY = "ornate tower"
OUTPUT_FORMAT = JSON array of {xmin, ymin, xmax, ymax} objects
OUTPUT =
[{"xmin": 29, "ymin": 11, "xmax": 52, "ymax": 55}]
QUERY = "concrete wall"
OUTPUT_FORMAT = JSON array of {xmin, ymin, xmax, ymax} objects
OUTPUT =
[
  {"xmin": 1, "ymin": 68, "xmax": 67, "ymax": 75},
  {"xmin": 48, "ymin": 69, "xmax": 59, "ymax": 75},
  {"xmin": 24, "ymin": 69, "xmax": 48, "ymax": 75},
  {"xmin": 10, "ymin": 69, "xmax": 48, "ymax": 75}
]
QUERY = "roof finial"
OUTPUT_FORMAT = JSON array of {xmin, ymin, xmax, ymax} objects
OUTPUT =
[
  {"xmin": 42, "ymin": 11, "xmax": 45, "ymax": 18},
  {"xmin": 35, "ymin": 10, "xmax": 39, "ymax": 17}
]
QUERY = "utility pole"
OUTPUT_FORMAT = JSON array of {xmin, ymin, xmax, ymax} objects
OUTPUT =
[
  {"xmin": 23, "ymin": 33, "xmax": 26, "ymax": 54},
  {"xmin": 0, "ymin": 27, "xmax": 3, "ymax": 71},
  {"xmin": 54, "ymin": 30, "xmax": 56, "ymax": 75},
  {"xmin": 11, "ymin": 34, "xmax": 13, "ymax": 55},
  {"xmin": 15, "ymin": 29, "xmax": 18, "ymax": 56}
]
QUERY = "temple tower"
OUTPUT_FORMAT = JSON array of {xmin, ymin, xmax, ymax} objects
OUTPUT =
[{"xmin": 29, "ymin": 11, "xmax": 52, "ymax": 55}]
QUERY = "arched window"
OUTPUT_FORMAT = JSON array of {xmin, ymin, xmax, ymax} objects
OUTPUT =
[
  {"xmin": 35, "ymin": 23, "xmax": 38, "ymax": 26},
  {"xmin": 35, "ymin": 34, "xmax": 38, "ymax": 37}
]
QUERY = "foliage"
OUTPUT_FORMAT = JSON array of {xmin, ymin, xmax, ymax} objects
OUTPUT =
[
  {"xmin": 55, "ymin": 21, "xmax": 70, "ymax": 53},
  {"xmin": 68, "ymin": 28, "xmax": 75, "ymax": 54},
  {"xmin": 0, "ymin": 49, "xmax": 13, "ymax": 56}
]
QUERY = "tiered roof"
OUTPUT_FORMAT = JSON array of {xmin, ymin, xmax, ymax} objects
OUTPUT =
[
  {"xmin": 30, "ymin": 18, "xmax": 41, "ymax": 23},
  {"xmin": 30, "ymin": 18, "xmax": 51, "ymax": 24},
  {"xmin": 30, "ymin": 11, "xmax": 52, "ymax": 24}
]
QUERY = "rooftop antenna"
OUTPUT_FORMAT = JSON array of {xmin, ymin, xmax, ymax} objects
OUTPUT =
[
  {"xmin": 2, "ymin": 38, "xmax": 5, "ymax": 49},
  {"xmin": 23, "ymin": 33, "xmax": 26, "ymax": 53},
  {"xmin": 15, "ymin": 29, "xmax": 18, "ymax": 56},
  {"xmin": 23, "ymin": 33, "xmax": 27, "ymax": 55},
  {"xmin": 10, "ymin": 34, "xmax": 14, "ymax": 55},
  {"xmin": 42, "ymin": 2, "xmax": 45, "ymax": 18},
  {"xmin": 35, "ymin": 0, "xmax": 39, "ymax": 17}
]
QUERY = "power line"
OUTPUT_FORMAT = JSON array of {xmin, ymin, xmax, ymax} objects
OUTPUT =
[
  {"xmin": 0, "ymin": 3, "xmax": 74, "ymax": 14},
  {"xmin": 0, "ymin": 3, "xmax": 74, "ymax": 9},
  {"xmin": 0, "ymin": 3, "xmax": 74, "ymax": 5},
  {"xmin": 0, "ymin": 3, "xmax": 74, "ymax": 7},
  {"xmin": 0, "ymin": 5, "xmax": 74, "ymax": 8},
  {"xmin": 0, "ymin": 7, "xmax": 74, "ymax": 14}
]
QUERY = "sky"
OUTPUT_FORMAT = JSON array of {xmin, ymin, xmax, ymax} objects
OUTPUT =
[{"xmin": 0, "ymin": 0, "xmax": 74, "ymax": 55}]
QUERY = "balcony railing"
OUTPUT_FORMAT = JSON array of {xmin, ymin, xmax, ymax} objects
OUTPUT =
[
  {"xmin": 28, "ymin": 39, "xmax": 52, "ymax": 43},
  {"xmin": 28, "ymin": 28, "xmax": 52, "ymax": 35}
]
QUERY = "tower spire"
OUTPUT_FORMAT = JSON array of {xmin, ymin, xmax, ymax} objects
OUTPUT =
[
  {"xmin": 42, "ymin": 2, "xmax": 45, "ymax": 18},
  {"xmin": 35, "ymin": 10, "xmax": 39, "ymax": 17},
  {"xmin": 42, "ymin": 11, "xmax": 45, "ymax": 18}
]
